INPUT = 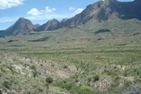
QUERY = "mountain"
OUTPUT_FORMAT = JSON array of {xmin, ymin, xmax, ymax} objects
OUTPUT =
[
  {"xmin": 0, "ymin": 0, "xmax": 141, "ymax": 36},
  {"xmin": 0, "ymin": 17, "xmax": 34, "ymax": 37},
  {"xmin": 58, "ymin": 0, "xmax": 141, "ymax": 28},
  {"xmin": 36, "ymin": 18, "xmax": 60, "ymax": 31},
  {"xmin": 36, "ymin": 0, "xmax": 141, "ymax": 31}
]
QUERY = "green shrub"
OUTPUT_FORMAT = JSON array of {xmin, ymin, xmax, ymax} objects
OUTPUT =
[
  {"xmin": 30, "ymin": 65, "xmax": 36, "ymax": 70},
  {"xmin": 46, "ymin": 77, "xmax": 53, "ymax": 84},
  {"xmin": 63, "ymin": 65, "xmax": 68, "ymax": 69},
  {"xmin": 3, "ymin": 81, "xmax": 12, "ymax": 89},
  {"xmin": 54, "ymin": 79, "xmax": 76, "ymax": 91},
  {"xmin": 79, "ymin": 85, "xmax": 94, "ymax": 94},
  {"xmin": 93, "ymin": 75, "xmax": 99, "ymax": 82},
  {"xmin": 33, "ymin": 70, "xmax": 38, "ymax": 77}
]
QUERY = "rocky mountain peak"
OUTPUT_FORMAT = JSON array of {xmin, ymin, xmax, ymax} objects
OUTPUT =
[
  {"xmin": 0, "ymin": 17, "xmax": 34, "ymax": 36},
  {"xmin": 57, "ymin": 0, "xmax": 118, "ymax": 27},
  {"xmin": 37, "ymin": 18, "xmax": 60, "ymax": 31},
  {"xmin": 13, "ymin": 17, "xmax": 33, "ymax": 31},
  {"xmin": 48, "ymin": 18, "xmax": 59, "ymax": 23},
  {"xmin": 47, "ymin": 18, "xmax": 60, "ymax": 27}
]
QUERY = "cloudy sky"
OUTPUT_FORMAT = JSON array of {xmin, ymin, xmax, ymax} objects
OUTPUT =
[{"xmin": 0, "ymin": 0, "xmax": 134, "ymax": 30}]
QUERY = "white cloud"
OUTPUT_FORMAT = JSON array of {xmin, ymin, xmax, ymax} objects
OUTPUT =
[
  {"xmin": 45, "ymin": 6, "xmax": 56, "ymax": 13},
  {"xmin": 27, "ymin": 6, "xmax": 56, "ymax": 16},
  {"xmin": 26, "ymin": 6, "xmax": 83, "ymax": 21},
  {"xmin": 0, "ymin": 0, "xmax": 24, "ymax": 9},
  {"xmin": 26, "ymin": 6, "xmax": 67, "ymax": 21},
  {"xmin": 74, "ymin": 8, "xmax": 84, "ymax": 14},
  {"xmin": 69, "ymin": 6, "xmax": 84, "ymax": 15},
  {"xmin": 27, "ymin": 8, "xmax": 42, "ymax": 16},
  {"xmin": 69, "ymin": 6, "xmax": 75, "ymax": 10},
  {"xmin": 52, "ymin": 8, "xmax": 56, "ymax": 11}
]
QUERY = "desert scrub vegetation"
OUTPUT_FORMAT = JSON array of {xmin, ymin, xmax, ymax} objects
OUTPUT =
[
  {"xmin": 54, "ymin": 79, "xmax": 97, "ymax": 94},
  {"xmin": 0, "ymin": 41, "xmax": 141, "ymax": 94},
  {"xmin": 0, "ymin": 51, "xmax": 78, "ymax": 94}
]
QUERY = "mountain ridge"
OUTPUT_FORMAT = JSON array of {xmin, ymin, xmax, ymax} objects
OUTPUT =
[
  {"xmin": 0, "ymin": 0, "xmax": 141, "ymax": 37},
  {"xmin": 35, "ymin": 0, "xmax": 141, "ymax": 31}
]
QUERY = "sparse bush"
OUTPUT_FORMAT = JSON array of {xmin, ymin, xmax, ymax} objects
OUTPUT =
[
  {"xmin": 46, "ymin": 77, "xmax": 53, "ymax": 84},
  {"xmin": 54, "ymin": 80, "xmax": 74, "ymax": 91},
  {"xmin": 3, "ymin": 81, "xmax": 12, "ymax": 89},
  {"xmin": 79, "ymin": 85, "xmax": 94, "ymax": 94},
  {"xmin": 45, "ymin": 77, "xmax": 53, "ymax": 94},
  {"xmin": 93, "ymin": 75, "xmax": 99, "ymax": 82},
  {"xmin": 30, "ymin": 65, "xmax": 36, "ymax": 70},
  {"xmin": 88, "ymin": 77, "xmax": 91, "ymax": 82},
  {"xmin": 33, "ymin": 70, "xmax": 38, "ymax": 77},
  {"xmin": 63, "ymin": 65, "xmax": 68, "ymax": 69}
]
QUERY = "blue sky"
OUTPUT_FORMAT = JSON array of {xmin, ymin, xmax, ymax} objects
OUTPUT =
[{"xmin": 0, "ymin": 0, "xmax": 134, "ymax": 30}]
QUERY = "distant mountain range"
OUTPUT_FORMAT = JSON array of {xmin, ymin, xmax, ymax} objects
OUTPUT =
[{"xmin": 0, "ymin": 0, "xmax": 141, "ymax": 37}]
